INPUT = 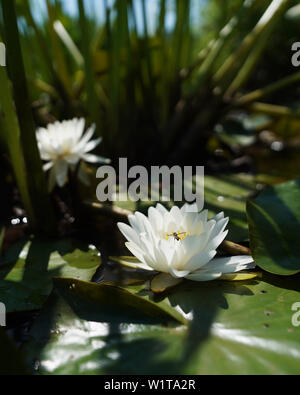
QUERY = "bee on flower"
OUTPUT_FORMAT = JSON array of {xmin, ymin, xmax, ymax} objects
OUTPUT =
[
  {"xmin": 117, "ymin": 203, "xmax": 256, "ymax": 292},
  {"xmin": 36, "ymin": 118, "xmax": 110, "ymax": 190}
]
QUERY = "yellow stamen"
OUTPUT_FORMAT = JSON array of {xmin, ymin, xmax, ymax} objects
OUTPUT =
[
  {"xmin": 165, "ymin": 231, "xmax": 188, "ymax": 241},
  {"xmin": 57, "ymin": 150, "xmax": 71, "ymax": 160}
]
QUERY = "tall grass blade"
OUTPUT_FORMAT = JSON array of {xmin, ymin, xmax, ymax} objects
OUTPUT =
[
  {"xmin": 78, "ymin": 0, "xmax": 101, "ymax": 132},
  {"xmin": 214, "ymin": 0, "xmax": 290, "ymax": 91},
  {"xmin": 237, "ymin": 71, "xmax": 300, "ymax": 105},
  {"xmin": 46, "ymin": 0, "xmax": 72, "ymax": 96},
  {"xmin": 0, "ymin": 67, "xmax": 36, "ymax": 229},
  {"xmin": 53, "ymin": 20, "xmax": 84, "ymax": 68},
  {"xmin": 1, "ymin": 0, "xmax": 56, "ymax": 235}
]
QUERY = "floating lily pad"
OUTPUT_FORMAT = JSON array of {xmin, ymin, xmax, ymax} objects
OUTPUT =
[
  {"xmin": 22, "ymin": 273, "xmax": 300, "ymax": 375},
  {"xmin": 0, "ymin": 238, "xmax": 100, "ymax": 312},
  {"xmin": 53, "ymin": 277, "xmax": 186, "ymax": 325},
  {"xmin": 247, "ymin": 179, "xmax": 300, "ymax": 275}
]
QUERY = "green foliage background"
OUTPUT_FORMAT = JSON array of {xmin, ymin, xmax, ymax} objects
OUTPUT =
[{"xmin": 0, "ymin": 0, "xmax": 300, "ymax": 375}]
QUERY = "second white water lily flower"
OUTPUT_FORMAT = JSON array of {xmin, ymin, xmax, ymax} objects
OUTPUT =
[
  {"xmin": 117, "ymin": 203, "xmax": 256, "ymax": 292},
  {"xmin": 37, "ymin": 118, "xmax": 110, "ymax": 190}
]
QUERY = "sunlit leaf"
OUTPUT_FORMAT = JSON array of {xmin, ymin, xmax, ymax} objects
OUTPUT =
[
  {"xmin": 247, "ymin": 179, "xmax": 300, "ymax": 275},
  {"xmin": 23, "ymin": 273, "xmax": 300, "ymax": 375},
  {"xmin": 0, "ymin": 238, "xmax": 100, "ymax": 312},
  {"xmin": 218, "ymin": 272, "xmax": 261, "ymax": 281}
]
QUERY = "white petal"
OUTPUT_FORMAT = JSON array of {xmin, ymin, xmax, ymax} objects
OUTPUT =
[
  {"xmin": 168, "ymin": 267, "xmax": 191, "ymax": 278},
  {"xmin": 128, "ymin": 214, "xmax": 142, "ymax": 233},
  {"xmin": 206, "ymin": 229, "xmax": 228, "ymax": 250},
  {"xmin": 180, "ymin": 235, "xmax": 208, "ymax": 262},
  {"xmin": 209, "ymin": 217, "xmax": 229, "ymax": 241},
  {"xmin": 82, "ymin": 153, "xmax": 110, "ymax": 164},
  {"xmin": 77, "ymin": 124, "xmax": 96, "ymax": 149},
  {"xmin": 152, "ymin": 250, "xmax": 170, "ymax": 272},
  {"xmin": 187, "ymin": 220, "xmax": 216, "ymax": 256},
  {"xmin": 212, "ymin": 212, "xmax": 225, "ymax": 222},
  {"xmin": 203, "ymin": 255, "xmax": 255, "ymax": 274},
  {"xmin": 117, "ymin": 222, "xmax": 140, "ymax": 246},
  {"xmin": 191, "ymin": 209, "xmax": 208, "ymax": 234},
  {"xmin": 158, "ymin": 238, "xmax": 177, "ymax": 267},
  {"xmin": 43, "ymin": 161, "xmax": 54, "ymax": 172},
  {"xmin": 135, "ymin": 212, "xmax": 155, "ymax": 237},
  {"xmin": 142, "ymin": 238, "xmax": 169, "ymax": 272},
  {"xmin": 124, "ymin": 242, "xmax": 153, "ymax": 271},
  {"xmin": 203, "ymin": 219, "xmax": 217, "ymax": 236},
  {"xmin": 148, "ymin": 206, "xmax": 163, "ymax": 234},
  {"xmin": 82, "ymin": 137, "xmax": 102, "ymax": 153},
  {"xmin": 73, "ymin": 118, "xmax": 85, "ymax": 140},
  {"xmin": 169, "ymin": 206, "xmax": 183, "ymax": 225},
  {"xmin": 181, "ymin": 203, "xmax": 199, "ymax": 213},
  {"xmin": 181, "ymin": 212, "xmax": 196, "ymax": 233},
  {"xmin": 155, "ymin": 203, "xmax": 168, "ymax": 216},
  {"xmin": 184, "ymin": 249, "xmax": 217, "ymax": 272},
  {"xmin": 164, "ymin": 211, "xmax": 178, "ymax": 233}
]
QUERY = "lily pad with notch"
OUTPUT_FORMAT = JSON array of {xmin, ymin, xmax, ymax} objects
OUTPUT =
[{"xmin": 0, "ymin": 237, "xmax": 101, "ymax": 313}]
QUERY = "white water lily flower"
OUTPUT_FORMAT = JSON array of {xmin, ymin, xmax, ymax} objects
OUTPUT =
[
  {"xmin": 117, "ymin": 203, "xmax": 256, "ymax": 292},
  {"xmin": 36, "ymin": 118, "xmax": 110, "ymax": 190}
]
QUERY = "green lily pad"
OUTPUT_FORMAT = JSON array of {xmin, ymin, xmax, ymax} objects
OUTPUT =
[
  {"xmin": 22, "ymin": 273, "xmax": 300, "ymax": 375},
  {"xmin": 247, "ymin": 179, "xmax": 300, "ymax": 275},
  {"xmin": 0, "ymin": 238, "xmax": 100, "ymax": 312},
  {"xmin": 53, "ymin": 277, "xmax": 186, "ymax": 324}
]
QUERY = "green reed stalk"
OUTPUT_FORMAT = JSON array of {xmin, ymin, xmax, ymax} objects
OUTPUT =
[
  {"xmin": 214, "ymin": 0, "xmax": 290, "ymax": 91},
  {"xmin": 0, "ymin": 0, "xmax": 56, "ymax": 235},
  {"xmin": 237, "ymin": 71, "xmax": 300, "ymax": 106},
  {"xmin": 78, "ymin": 0, "xmax": 101, "ymax": 132}
]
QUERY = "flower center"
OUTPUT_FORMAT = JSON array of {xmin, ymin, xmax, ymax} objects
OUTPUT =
[
  {"xmin": 165, "ymin": 231, "xmax": 188, "ymax": 241},
  {"xmin": 57, "ymin": 150, "xmax": 71, "ymax": 160}
]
